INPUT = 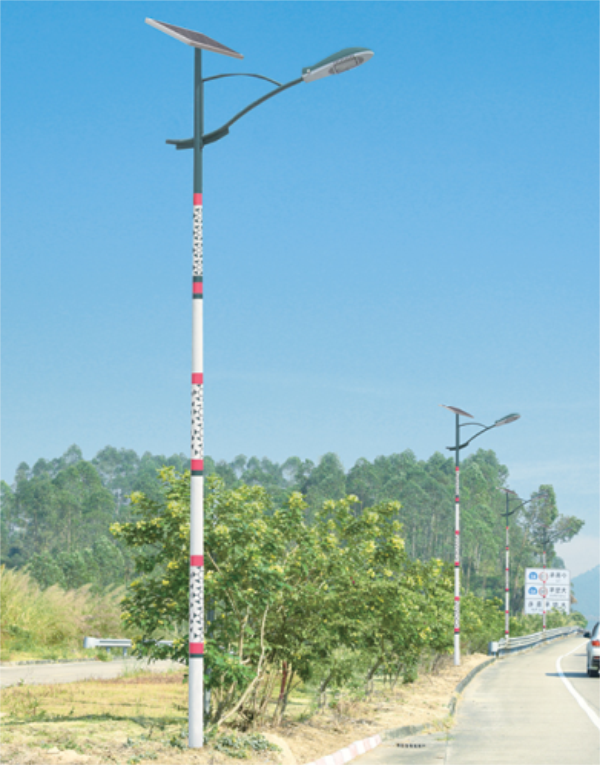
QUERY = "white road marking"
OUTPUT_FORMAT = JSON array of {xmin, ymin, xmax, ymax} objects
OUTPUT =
[{"xmin": 556, "ymin": 640, "xmax": 600, "ymax": 731}]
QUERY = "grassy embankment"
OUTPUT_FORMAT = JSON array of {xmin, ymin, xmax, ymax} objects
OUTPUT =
[
  {"xmin": 0, "ymin": 566, "xmax": 128, "ymax": 663},
  {"xmin": 1, "ymin": 566, "xmax": 582, "ymax": 764},
  {"xmin": 1, "ymin": 653, "xmax": 492, "ymax": 765}
]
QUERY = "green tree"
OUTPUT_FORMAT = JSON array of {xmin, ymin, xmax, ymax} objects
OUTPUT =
[{"xmin": 112, "ymin": 470, "xmax": 462, "ymax": 726}]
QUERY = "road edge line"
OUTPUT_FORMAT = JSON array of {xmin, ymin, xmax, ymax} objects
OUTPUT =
[{"xmin": 556, "ymin": 640, "xmax": 600, "ymax": 731}]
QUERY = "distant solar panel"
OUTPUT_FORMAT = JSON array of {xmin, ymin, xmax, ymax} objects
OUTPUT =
[
  {"xmin": 440, "ymin": 404, "xmax": 474, "ymax": 418},
  {"xmin": 146, "ymin": 18, "xmax": 243, "ymax": 59}
]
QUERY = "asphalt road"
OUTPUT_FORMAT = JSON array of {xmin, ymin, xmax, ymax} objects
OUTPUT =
[
  {"xmin": 0, "ymin": 658, "xmax": 183, "ymax": 688},
  {"xmin": 356, "ymin": 636, "xmax": 600, "ymax": 765}
]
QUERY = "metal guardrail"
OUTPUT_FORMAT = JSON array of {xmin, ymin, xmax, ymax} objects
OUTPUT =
[
  {"xmin": 488, "ymin": 625, "xmax": 582, "ymax": 657},
  {"xmin": 83, "ymin": 637, "xmax": 173, "ymax": 657}
]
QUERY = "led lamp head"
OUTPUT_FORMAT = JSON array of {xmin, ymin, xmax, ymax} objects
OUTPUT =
[
  {"xmin": 494, "ymin": 413, "xmax": 521, "ymax": 427},
  {"xmin": 302, "ymin": 47, "xmax": 373, "ymax": 83}
]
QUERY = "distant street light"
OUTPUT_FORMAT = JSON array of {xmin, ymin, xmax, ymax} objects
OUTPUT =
[
  {"xmin": 146, "ymin": 18, "xmax": 373, "ymax": 748},
  {"xmin": 499, "ymin": 489, "xmax": 548, "ymax": 644},
  {"xmin": 440, "ymin": 405, "xmax": 520, "ymax": 666}
]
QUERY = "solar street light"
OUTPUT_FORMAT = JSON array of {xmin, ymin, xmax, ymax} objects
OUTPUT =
[
  {"xmin": 145, "ymin": 18, "xmax": 372, "ymax": 749},
  {"xmin": 439, "ymin": 405, "xmax": 520, "ymax": 666}
]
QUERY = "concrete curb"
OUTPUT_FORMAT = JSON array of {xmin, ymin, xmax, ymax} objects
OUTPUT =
[
  {"xmin": 303, "ymin": 656, "xmax": 496, "ymax": 764},
  {"xmin": 447, "ymin": 657, "xmax": 495, "ymax": 715},
  {"xmin": 304, "ymin": 734, "xmax": 382, "ymax": 765},
  {"xmin": 382, "ymin": 656, "xmax": 496, "ymax": 740},
  {"xmin": 300, "ymin": 635, "xmax": 572, "ymax": 765}
]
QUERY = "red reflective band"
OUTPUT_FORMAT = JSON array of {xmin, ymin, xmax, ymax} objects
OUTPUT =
[
  {"xmin": 190, "ymin": 555, "xmax": 204, "ymax": 567},
  {"xmin": 454, "ymin": 596, "xmax": 460, "ymax": 601},
  {"xmin": 189, "ymin": 642, "xmax": 204, "ymax": 655},
  {"xmin": 505, "ymin": 610, "xmax": 509, "ymax": 614},
  {"xmin": 454, "ymin": 628, "xmax": 460, "ymax": 633},
  {"xmin": 193, "ymin": 282, "xmax": 203, "ymax": 295},
  {"xmin": 455, "ymin": 466, "xmax": 459, "ymax": 471},
  {"xmin": 455, "ymin": 496, "xmax": 460, "ymax": 502},
  {"xmin": 455, "ymin": 530, "xmax": 460, "ymax": 535},
  {"xmin": 193, "ymin": 193, "xmax": 203, "ymax": 206},
  {"xmin": 454, "ymin": 562, "xmax": 460, "ymax": 567},
  {"xmin": 191, "ymin": 459, "xmax": 204, "ymax": 472},
  {"xmin": 192, "ymin": 373, "xmax": 203, "ymax": 384}
]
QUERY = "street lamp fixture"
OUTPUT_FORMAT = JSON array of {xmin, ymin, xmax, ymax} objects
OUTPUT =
[
  {"xmin": 494, "ymin": 413, "xmax": 521, "ymax": 427},
  {"xmin": 499, "ymin": 489, "xmax": 548, "ymax": 643},
  {"xmin": 146, "ymin": 18, "xmax": 372, "ymax": 749},
  {"xmin": 440, "ymin": 405, "xmax": 520, "ymax": 666},
  {"xmin": 302, "ymin": 48, "xmax": 374, "ymax": 81}
]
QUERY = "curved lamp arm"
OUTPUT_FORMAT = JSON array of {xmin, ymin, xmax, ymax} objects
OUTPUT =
[
  {"xmin": 204, "ymin": 77, "xmax": 303, "ymax": 144},
  {"xmin": 504, "ymin": 492, "xmax": 549, "ymax": 518},
  {"xmin": 165, "ymin": 46, "xmax": 372, "ymax": 150},
  {"xmin": 167, "ymin": 77, "xmax": 303, "ymax": 149},
  {"xmin": 447, "ymin": 423, "xmax": 495, "ymax": 451},
  {"xmin": 447, "ymin": 413, "xmax": 520, "ymax": 452},
  {"xmin": 202, "ymin": 72, "xmax": 282, "ymax": 86}
]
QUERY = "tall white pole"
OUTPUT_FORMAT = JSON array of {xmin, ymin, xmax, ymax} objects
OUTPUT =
[
  {"xmin": 189, "ymin": 47, "xmax": 205, "ymax": 749},
  {"xmin": 542, "ymin": 543, "xmax": 547, "ymax": 636},
  {"xmin": 505, "ymin": 522, "xmax": 510, "ymax": 641},
  {"xmin": 454, "ymin": 413, "xmax": 461, "ymax": 666}
]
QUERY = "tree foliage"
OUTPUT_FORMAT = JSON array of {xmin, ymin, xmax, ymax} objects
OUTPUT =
[
  {"xmin": 2, "ymin": 444, "xmax": 584, "ymax": 616},
  {"xmin": 112, "ymin": 468, "xmax": 521, "ymax": 726}
]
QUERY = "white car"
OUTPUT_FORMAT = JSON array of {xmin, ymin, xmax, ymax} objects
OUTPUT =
[{"xmin": 584, "ymin": 622, "xmax": 599, "ymax": 677}]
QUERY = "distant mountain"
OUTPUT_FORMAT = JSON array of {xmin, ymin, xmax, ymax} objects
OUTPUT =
[{"xmin": 572, "ymin": 565, "xmax": 600, "ymax": 629}]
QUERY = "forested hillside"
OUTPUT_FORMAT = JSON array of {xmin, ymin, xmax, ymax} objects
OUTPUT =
[
  {"xmin": 0, "ymin": 446, "xmax": 188, "ymax": 592},
  {"xmin": 1, "ymin": 444, "xmax": 584, "ymax": 611},
  {"xmin": 572, "ymin": 565, "xmax": 600, "ymax": 628}
]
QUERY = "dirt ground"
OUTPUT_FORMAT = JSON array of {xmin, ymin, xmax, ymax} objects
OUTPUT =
[{"xmin": 0, "ymin": 653, "xmax": 489, "ymax": 765}]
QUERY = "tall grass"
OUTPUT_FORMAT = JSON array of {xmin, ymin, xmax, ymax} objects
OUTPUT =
[{"xmin": 0, "ymin": 565, "xmax": 128, "ymax": 659}]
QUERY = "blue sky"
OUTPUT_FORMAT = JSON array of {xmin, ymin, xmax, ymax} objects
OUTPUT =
[{"xmin": 2, "ymin": 2, "xmax": 598, "ymax": 575}]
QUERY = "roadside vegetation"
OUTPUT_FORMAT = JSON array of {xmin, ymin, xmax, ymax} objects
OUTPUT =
[
  {"xmin": 0, "ymin": 654, "xmax": 487, "ymax": 764},
  {"xmin": 0, "ymin": 444, "xmax": 587, "ymax": 758},
  {"xmin": 111, "ymin": 468, "xmax": 585, "ymax": 734},
  {"xmin": 0, "ymin": 566, "xmax": 129, "ymax": 662},
  {"xmin": 1, "ymin": 444, "xmax": 584, "ymax": 611}
]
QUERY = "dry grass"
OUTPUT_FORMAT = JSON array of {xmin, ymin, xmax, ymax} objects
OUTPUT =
[
  {"xmin": 0, "ymin": 655, "xmax": 490, "ymax": 764},
  {"xmin": 0, "ymin": 566, "xmax": 127, "ymax": 661}
]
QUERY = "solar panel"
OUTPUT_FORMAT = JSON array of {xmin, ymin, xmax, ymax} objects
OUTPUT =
[
  {"xmin": 440, "ymin": 404, "xmax": 474, "ymax": 418},
  {"xmin": 146, "ymin": 18, "xmax": 243, "ymax": 59}
]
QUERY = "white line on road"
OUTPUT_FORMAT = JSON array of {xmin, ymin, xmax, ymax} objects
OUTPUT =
[{"xmin": 556, "ymin": 640, "xmax": 600, "ymax": 731}]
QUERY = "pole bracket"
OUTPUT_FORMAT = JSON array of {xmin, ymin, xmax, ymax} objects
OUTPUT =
[
  {"xmin": 166, "ymin": 125, "xmax": 230, "ymax": 150},
  {"xmin": 203, "ymin": 126, "xmax": 230, "ymax": 145},
  {"xmin": 166, "ymin": 138, "xmax": 194, "ymax": 150}
]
